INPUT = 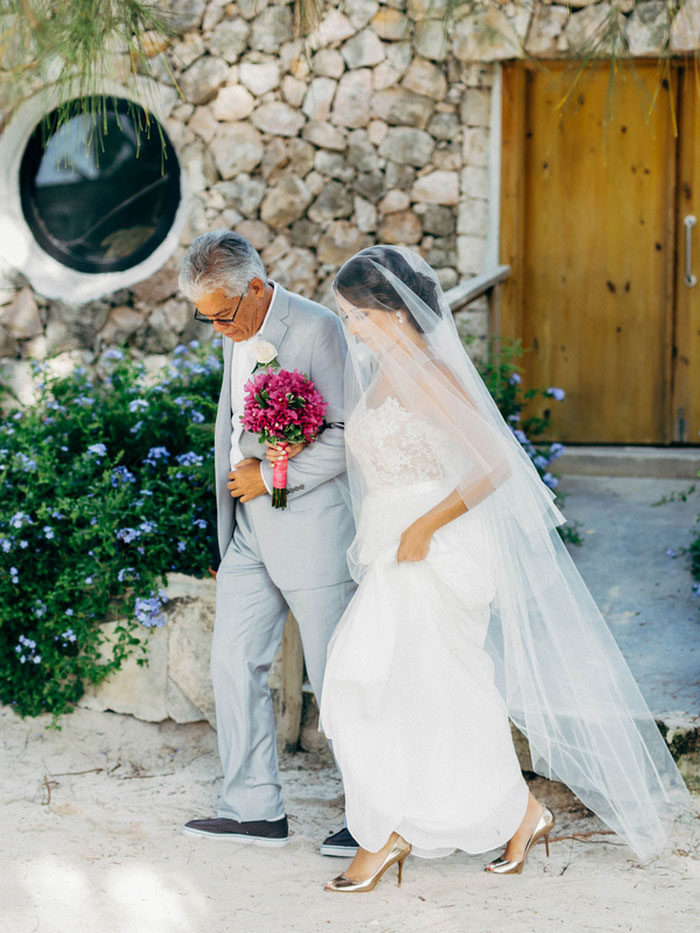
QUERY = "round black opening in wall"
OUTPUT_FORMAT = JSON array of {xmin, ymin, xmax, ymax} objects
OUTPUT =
[{"xmin": 19, "ymin": 97, "xmax": 180, "ymax": 274}]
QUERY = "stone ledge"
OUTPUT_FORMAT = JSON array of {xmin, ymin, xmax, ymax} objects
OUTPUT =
[
  {"xmin": 556, "ymin": 446, "xmax": 699, "ymax": 479},
  {"xmin": 78, "ymin": 573, "xmax": 301, "ymax": 747}
]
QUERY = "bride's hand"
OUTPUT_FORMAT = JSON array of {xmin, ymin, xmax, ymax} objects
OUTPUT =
[
  {"xmin": 265, "ymin": 441, "xmax": 306, "ymax": 463},
  {"xmin": 397, "ymin": 518, "xmax": 434, "ymax": 563}
]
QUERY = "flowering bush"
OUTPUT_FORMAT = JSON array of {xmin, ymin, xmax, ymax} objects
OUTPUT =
[
  {"xmin": 474, "ymin": 338, "xmax": 581, "ymax": 545},
  {"xmin": 0, "ymin": 341, "xmax": 221, "ymax": 720}
]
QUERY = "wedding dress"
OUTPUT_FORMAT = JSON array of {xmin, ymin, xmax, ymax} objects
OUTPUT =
[
  {"xmin": 319, "ymin": 245, "xmax": 692, "ymax": 862},
  {"xmin": 321, "ymin": 393, "xmax": 531, "ymax": 856}
]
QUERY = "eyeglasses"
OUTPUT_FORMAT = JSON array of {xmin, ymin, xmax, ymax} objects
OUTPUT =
[{"xmin": 193, "ymin": 292, "xmax": 244, "ymax": 325}]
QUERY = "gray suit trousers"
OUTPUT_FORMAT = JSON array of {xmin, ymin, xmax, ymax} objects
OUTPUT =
[{"xmin": 212, "ymin": 500, "xmax": 355, "ymax": 821}]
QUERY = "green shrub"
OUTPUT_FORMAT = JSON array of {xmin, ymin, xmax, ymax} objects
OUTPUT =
[{"xmin": 0, "ymin": 340, "xmax": 221, "ymax": 720}]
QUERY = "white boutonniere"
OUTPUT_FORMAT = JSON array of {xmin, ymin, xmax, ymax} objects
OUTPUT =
[{"xmin": 252, "ymin": 340, "xmax": 279, "ymax": 372}]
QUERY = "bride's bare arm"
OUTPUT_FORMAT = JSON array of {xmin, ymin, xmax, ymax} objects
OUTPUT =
[{"xmin": 397, "ymin": 488, "xmax": 467, "ymax": 562}]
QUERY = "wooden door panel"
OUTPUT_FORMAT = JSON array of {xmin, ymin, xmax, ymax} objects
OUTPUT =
[
  {"xmin": 674, "ymin": 66, "xmax": 700, "ymax": 444},
  {"xmin": 504, "ymin": 63, "xmax": 676, "ymax": 443}
]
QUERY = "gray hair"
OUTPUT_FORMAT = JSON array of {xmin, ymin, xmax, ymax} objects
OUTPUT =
[{"xmin": 178, "ymin": 231, "xmax": 267, "ymax": 300}]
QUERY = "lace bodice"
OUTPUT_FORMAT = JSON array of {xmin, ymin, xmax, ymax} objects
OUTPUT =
[{"xmin": 346, "ymin": 395, "xmax": 462, "ymax": 490}]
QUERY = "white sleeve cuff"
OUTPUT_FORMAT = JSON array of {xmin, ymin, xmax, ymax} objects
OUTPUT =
[{"xmin": 259, "ymin": 460, "xmax": 272, "ymax": 495}]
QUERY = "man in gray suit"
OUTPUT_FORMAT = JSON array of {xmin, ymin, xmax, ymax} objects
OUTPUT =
[{"xmin": 177, "ymin": 232, "xmax": 357, "ymax": 856}]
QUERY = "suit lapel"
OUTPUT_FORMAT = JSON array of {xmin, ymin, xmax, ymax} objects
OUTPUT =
[{"xmin": 258, "ymin": 282, "xmax": 290, "ymax": 362}]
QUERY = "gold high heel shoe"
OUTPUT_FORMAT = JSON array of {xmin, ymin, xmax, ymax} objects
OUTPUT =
[
  {"xmin": 324, "ymin": 837, "xmax": 412, "ymax": 893},
  {"xmin": 484, "ymin": 806, "xmax": 555, "ymax": 875}
]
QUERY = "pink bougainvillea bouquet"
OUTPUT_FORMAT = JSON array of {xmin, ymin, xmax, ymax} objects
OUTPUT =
[{"xmin": 241, "ymin": 368, "xmax": 328, "ymax": 508}]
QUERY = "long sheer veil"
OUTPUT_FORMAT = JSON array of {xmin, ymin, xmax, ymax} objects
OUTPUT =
[{"xmin": 332, "ymin": 244, "xmax": 693, "ymax": 862}]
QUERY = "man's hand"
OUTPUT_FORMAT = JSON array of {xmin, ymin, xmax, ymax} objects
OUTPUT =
[{"xmin": 227, "ymin": 458, "xmax": 268, "ymax": 502}]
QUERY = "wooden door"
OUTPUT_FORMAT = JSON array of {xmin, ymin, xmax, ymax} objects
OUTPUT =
[
  {"xmin": 674, "ymin": 66, "xmax": 700, "ymax": 444},
  {"xmin": 500, "ymin": 63, "xmax": 681, "ymax": 444}
]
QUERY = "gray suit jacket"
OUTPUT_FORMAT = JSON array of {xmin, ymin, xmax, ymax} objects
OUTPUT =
[{"xmin": 214, "ymin": 284, "xmax": 355, "ymax": 590}]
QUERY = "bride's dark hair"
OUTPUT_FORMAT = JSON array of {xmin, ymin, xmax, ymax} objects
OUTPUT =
[{"xmin": 333, "ymin": 246, "xmax": 442, "ymax": 333}]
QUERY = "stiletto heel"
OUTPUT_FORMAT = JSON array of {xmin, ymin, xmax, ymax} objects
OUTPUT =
[
  {"xmin": 484, "ymin": 806, "xmax": 555, "ymax": 875},
  {"xmin": 325, "ymin": 837, "xmax": 412, "ymax": 893},
  {"xmin": 397, "ymin": 853, "xmax": 407, "ymax": 887}
]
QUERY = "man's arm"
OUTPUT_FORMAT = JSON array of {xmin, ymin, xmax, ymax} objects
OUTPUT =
[{"xmin": 260, "ymin": 312, "xmax": 348, "ymax": 500}]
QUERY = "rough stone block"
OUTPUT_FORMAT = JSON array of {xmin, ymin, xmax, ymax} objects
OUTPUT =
[
  {"xmin": 379, "ymin": 126, "xmax": 435, "ymax": 167},
  {"xmin": 460, "ymin": 88, "xmax": 491, "ymax": 128},
  {"xmin": 212, "ymin": 85, "xmax": 255, "ymax": 121},
  {"xmin": 302, "ymin": 76, "xmax": 338, "ymax": 121},
  {"xmin": 260, "ymin": 174, "xmax": 313, "ymax": 228},
  {"xmin": 412, "ymin": 170, "xmax": 459, "ymax": 205},
  {"xmin": 415, "ymin": 18, "xmax": 449, "ymax": 61},
  {"xmin": 371, "ymin": 87, "xmax": 435, "ymax": 129},
  {"xmin": 402, "ymin": 57, "xmax": 448, "ymax": 100},
  {"xmin": 239, "ymin": 61, "xmax": 281, "ymax": 96},
  {"xmin": 331, "ymin": 69, "xmax": 373, "ymax": 128},
  {"xmin": 457, "ymin": 198, "xmax": 489, "ymax": 237},
  {"xmin": 372, "ymin": 7, "xmax": 411, "ymax": 40},
  {"xmin": 1, "ymin": 288, "xmax": 42, "ymax": 340},
  {"xmin": 312, "ymin": 48, "xmax": 346, "ymax": 78},
  {"xmin": 341, "ymin": 28, "xmax": 386, "ymax": 68},
  {"xmin": 252, "ymin": 101, "xmax": 306, "ymax": 137},
  {"xmin": 211, "ymin": 122, "xmax": 264, "ymax": 177},
  {"xmin": 457, "ymin": 234, "xmax": 486, "ymax": 274},
  {"xmin": 179, "ymin": 56, "xmax": 229, "ymax": 105},
  {"xmin": 377, "ymin": 209, "xmax": 423, "ymax": 244}
]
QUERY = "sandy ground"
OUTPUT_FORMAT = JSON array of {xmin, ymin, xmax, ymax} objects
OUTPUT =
[
  {"xmin": 3, "ymin": 474, "xmax": 699, "ymax": 932},
  {"xmin": 1, "ymin": 705, "xmax": 698, "ymax": 933}
]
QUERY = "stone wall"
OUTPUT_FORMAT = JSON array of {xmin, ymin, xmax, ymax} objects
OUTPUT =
[{"xmin": 1, "ymin": 0, "xmax": 697, "ymax": 398}]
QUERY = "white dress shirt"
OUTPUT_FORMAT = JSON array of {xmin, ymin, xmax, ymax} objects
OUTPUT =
[{"xmin": 229, "ymin": 283, "xmax": 278, "ymax": 492}]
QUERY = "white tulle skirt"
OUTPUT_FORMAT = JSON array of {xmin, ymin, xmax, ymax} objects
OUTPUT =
[{"xmin": 320, "ymin": 479, "xmax": 530, "ymax": 858}]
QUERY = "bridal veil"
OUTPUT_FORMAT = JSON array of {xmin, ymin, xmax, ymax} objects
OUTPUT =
[{"xmin": 331, "ymin": 244, "xmax": 693, "ymax": 862}]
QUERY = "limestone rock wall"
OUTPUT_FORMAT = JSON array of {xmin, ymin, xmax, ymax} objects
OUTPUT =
[{"xmin": 1, "ymin": 0, "xmax": 696, "ymax": 394}]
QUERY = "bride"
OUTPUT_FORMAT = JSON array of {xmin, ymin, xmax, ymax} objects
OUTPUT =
[{"xmin": 269, "ymin": 246, "xmax": 692, "ymax": 892}]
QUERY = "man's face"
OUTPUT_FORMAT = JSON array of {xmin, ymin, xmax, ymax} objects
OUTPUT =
[{"xmin": 195, "ymin": 280, "xmax": 266, "ymax": 342}]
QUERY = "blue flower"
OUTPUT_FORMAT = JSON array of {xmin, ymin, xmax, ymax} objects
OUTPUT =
[
  {"xmin": 193, "ymin": 519, "xmax": 207, "ymax": 530},
  {"xmin": 9, "ymin": 567, "xmax": 19, "ymax": 584},
  {"xmin": 176, "ymin": 451, "xmax": 203, "ymax": 467},
  {"xmin": 667, "ymin": 548, "xmax": 678, "ymax": 558},
  {"xmin": 111, "ymin": 466, "xmax": 136, "ymax": 487},
  {"xmin": 0, "ymin": 539, "xmax": 11, "ymax": 553},
  {"xmin": 87, "ymin": 443, "xmax": 107, "ymax": 458},
  {"xmin": 118, "ymin": 566, "xmax": 137, "ymax": 582},
  {"xmin": 534, "ymin": 455, "xmax": 548, "ymax": 470},
  {"xmin": 129, "ymin": 398, "xmax": 148, "ymax": 413},
  {"xmin": 177, "ymin": 541, "xmax": 187, "ymax": 552},
  {"xmin": 84, "ymin": 576, "xmax": 93, "ymax": 585},
  {"xmin": 42, "ymin": 526, "xmax": 55, "ymax": 540},
  {"xmin": 144, "ymin": 446, "xmax": 170, "ymax": 467},
  {"xmin": 16, "ymin": 453, "xmax": 37, "ymax": 471},
  {"xmin": 547, "ymin": 387, "xmax": 566, "ymax": 401},
  {"xmin": 549, "ymin": 443, "xmax": 565, "ymax": 460},
  {"xmin": 116, "ymin": 527, "xmax": 139, "ymax": 544},
  {"xmin": 509, "ymin": 373, "xmax": 522, "ymax": 385},
  {"xmin": 692, "ymin": 582, "xmax": 700, "ymax": 596},
  {"xmin": 138, "ymin": 520, "xmax": 157, "ymax": 535},
  {"xmin": 130, "ymin": 421, "xmax": 143, "ymax": 435},
  {"xmin": 102, "ymin": 348, "xmax": 124, "ymax": 361},
  {"xmin": 174, "ymin": 344, "xmax": 187, "ymax": 355},
  {"xmin": 189, "ymin": 339, "xmax": 200, "ymax": 349},
  {"xmin": 134, "ymin": 591, "xmax": 169, "ymax": 628},
  {"xmin": 190, "ymin": 411, "xmax": 205, "ymax": 424},
  {"xmin": 65, "ymin": 608, "xmax": 74, "ymax": 616},
  {"xmin": 542, "ymin": 472, "xmax": 558, "ymax": 489}
]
